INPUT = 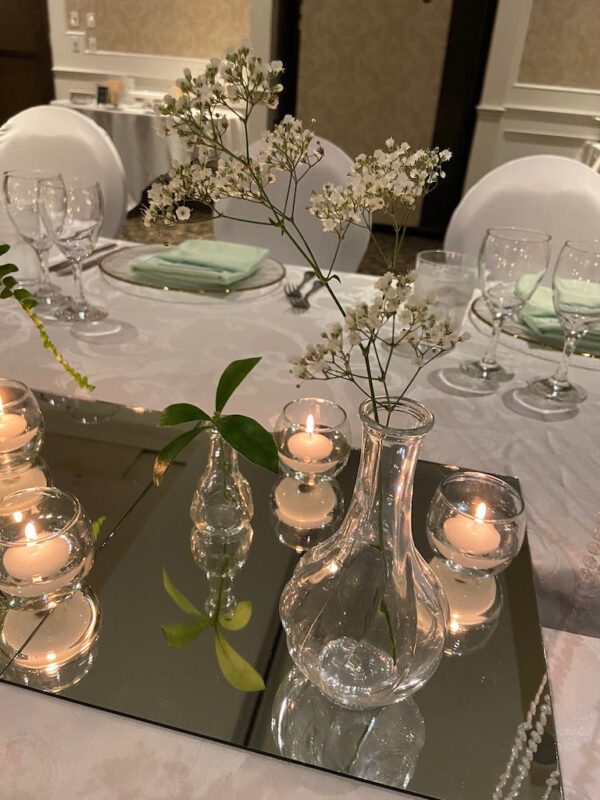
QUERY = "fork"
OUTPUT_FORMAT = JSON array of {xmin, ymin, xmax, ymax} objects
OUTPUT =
[
  {"xmin": 283, "ymin": 270, "xmax": 314, "ymax": 299},
  {"xmin": 289, "ymin": 279, "xmax": 324, "ymax": 312}
]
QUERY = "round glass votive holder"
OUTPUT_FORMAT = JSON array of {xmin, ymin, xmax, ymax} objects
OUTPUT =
[
  {"xmin": 0, "ymin": 584, "xmax": 101, "ymax": 693},
  {"xmin": 426, "ymin": 471, "xmax": 526, "ymax": 577},
  {"xmin": 0, "ymin": 457, "xmax": 52, "ymax": 512},
  {"xmin": 275, "ymin": 398, "xmax": 350, "ymax": 482},
  {"xmin": 0, "ymin": 487, "xmax": 94, "ymax": 610},
  {"xmin": 271, "ymin": 476, "xmax": 346, "ymax": 553},
  {"xmin": 0, "ymin": 379, "xmax": 44, "ymax": 473}
]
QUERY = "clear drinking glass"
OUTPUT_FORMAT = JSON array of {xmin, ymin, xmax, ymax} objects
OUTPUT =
[
  {"xmin": 460, "ymin": 228, "xmax": 551, "ymax": 384},
  {"xmin": 413, "ymin": 250, "xmax": 477, "ymax": 327},
  {"xmin": 520, "ymin": 241, "xmax": 600, "ymax": 407},
  {"xmin": 2, "ymin": 171, "xmax": 68, "ymax": 315},
  {"xmin": 39, "ymin": 179, "xmax": 106, "ymax": 322}
]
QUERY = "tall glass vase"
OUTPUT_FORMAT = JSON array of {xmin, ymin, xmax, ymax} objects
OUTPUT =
[
  {"xmin": 280, "ymin": 398, "xmax": 448, "ymax": 709},
  {"xmin": 190, "ymin": 430, "xmax": 254, "ymax": 617}
]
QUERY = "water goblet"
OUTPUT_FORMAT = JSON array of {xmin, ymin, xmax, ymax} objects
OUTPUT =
[
  {"xmin": 2, "ymin": 171, "xmax": 68, "ymax": 316},
  {"xmin": 518, "ymin": 240, "xmax": 600, "ymax": 409},
  {"xmin": 39, "ymin": 179, "xmax": 107, "ymax": 323},
  {"xmin": 458, "ymin": 228, "xmax": 551, "ymax": 389}
]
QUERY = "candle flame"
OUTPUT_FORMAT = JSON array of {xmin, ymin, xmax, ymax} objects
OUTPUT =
[
  {"xmin": 25, "ymin": 522, "xmax": 37, "ymax": 542},
  {"xmin": 13, "ymin": 511, "xmax": 23, "ymax": 523},
  {"xmin": 475, "ymin": 502, "xmax": 487, "ymax": 521},
  {"xmin": 306, "ymin": 414, "xmax": 315, "ymax": 436},
  {"xmin": 0, "ymin": 397, "xmax": 3, "ymax": 415}
]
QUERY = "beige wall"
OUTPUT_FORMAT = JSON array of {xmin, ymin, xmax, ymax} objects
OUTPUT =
[
  {"xmin": 65, "ymin": 0, "xmax": 251, "ymax": 58},
  {"xmin": 518, "ymin": 0, "xmax": 600, "ymax": 89},
  {"xmin": 296, "ymin": 0, "xmax": 452, "ymax": 157}
]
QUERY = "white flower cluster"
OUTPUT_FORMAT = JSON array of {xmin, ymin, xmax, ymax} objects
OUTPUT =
[
  {"xmin": 289, "ymin": 272, "xmax": 466, "ymax": 386},
  {"xmin": 309, "ymin": 139, "xmax": 452, "ymax": 234}
]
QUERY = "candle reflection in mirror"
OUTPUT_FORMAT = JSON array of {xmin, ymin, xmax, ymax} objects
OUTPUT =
[
  {"xmin": 429, "ymin": 557, "xmax": 503, "ymax": 657},
  {"xmin": 271, "ymin": 476, "xmax": 345, "ymax": 553},
  {"xmin": 0, "ymin": 457, "xmax": 52, "ymax": 513},
  {"xmin": 0, "ymin": 583, "xmax": 101, "ymax": 693},
  {"xmin": 0, "ymin": 380, "xmax": 44, "ymax": 473},
  {"xmin": 272, "ymin": 667, "xmax": 425, "ymax": 790}
]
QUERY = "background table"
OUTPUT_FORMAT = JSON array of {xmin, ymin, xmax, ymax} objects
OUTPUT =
[
  {"xmin": 1, "ymin": 254, "xmax": 599, "ymax": 798},
  {"xmin": 51, "ymin": 100, "xmax": 245, "ymax": 209}
]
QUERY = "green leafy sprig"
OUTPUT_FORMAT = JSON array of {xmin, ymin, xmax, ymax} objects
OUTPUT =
[
  {"xmin": 0, "ymin": 244, "xmax": 94, "ymax": 391},
  {"xmin": 153, "ymin": 356, "xmax": 278, "ymax": 485},
  {"xmin": 161, "ymin": 569, "xmax": 264, "ymax": 692}
]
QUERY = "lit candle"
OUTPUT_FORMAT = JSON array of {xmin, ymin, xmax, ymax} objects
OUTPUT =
[
  {"xmin": 282, "ymin": 414, "xmax": 334, "ymax": 474},
  {"xmin": 443, "ymin": 502, "xmax": 501, "ymax": 556},
  {"xmin": 274, "ymin": 478, "xmax": 337, "ymax": 529},
  {"xmin": 3, "ymin": 519, "xmax": 71, "ymax": 582}
]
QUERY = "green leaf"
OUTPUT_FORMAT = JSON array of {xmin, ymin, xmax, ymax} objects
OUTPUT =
[
  {"xmin": 0, "ymin": 243, "xmax": 10, "ymax": 256},
  {"xmin": 162, "ymin": 620, "xmax": 210, "ymax": 648},
  {"xmin": 162, "ymin": 569, "xmax": 208, "ymax": 621},
  {"xmin": 159, "ymin": 403, "xmax": 211, "ymax": 427},
  {"xmin": 215, "ymin": 357, "xmax": 261, "ymax": 413},
  {"xmin": 153, "ymin": 426, "xmax": 205, "ymax": 485},
  {"xmin": 0, "ymin": 264, "xmax": 18, "ymax": 278},
  {"xmin": 0, "ymin": 287, "xmax": 11, "ymax": 299},
  {"xmin": 219, "ymin": 600, "xmax": 252, "ymax": 631},
  {"xmin": 217, "ymin": 414, "xmax": 278, "ymax": 474},
  {"xmin": 214, "ymin": 629, "xmax": 265, "ymax": 692},
  {"xmin": 91, "ymin": 515, "xmax": 106, "ymax": 542},
  {"xmin": 2, "ymin": 276, "xmax": 17, "ymax": 289}
]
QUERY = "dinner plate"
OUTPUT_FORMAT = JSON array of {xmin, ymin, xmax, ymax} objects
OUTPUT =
[
  {"xmin": 99, "ymin": 244, "xmax": 286, "ymax": 303},
  {"xmin": 471, "ymin": 296, "xmax": 598, "ymax": 360}
]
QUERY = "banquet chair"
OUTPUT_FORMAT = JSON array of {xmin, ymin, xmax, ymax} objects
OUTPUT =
[
  {"xmin": 213, "ymin": 137, "xmax": 369, "ymax": 272},
  {"xmin": 445, "ymin": 155, "xmax": 600, "ymax": 266},
  {"xmin": 0, "ymin": 105, "xmax": 127, "ymax": 239}
]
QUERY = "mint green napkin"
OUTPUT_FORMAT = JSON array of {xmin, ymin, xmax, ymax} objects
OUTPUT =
[
  {"xmin": 519, "ymin": 285, "xmax": 600, "ymax": 354},
  {"xmin": 132, "ymin": 240, "xmax": 268, "ymax": 289}
]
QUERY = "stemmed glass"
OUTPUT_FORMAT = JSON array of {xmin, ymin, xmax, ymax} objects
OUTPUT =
[
  {"xmin": 39, "ymin": 179, "xmax": 107, "ymax": 323},
  {"xmin": 518, "ymin": 241, "xmax": 600, "ymax": 408},
  {"xmin": 2, "ymin": 171, "xmax": 69, "ymax": 315},
  {"xmin": 460, "ymin": 228, "xmax": 551, "ymax": 387}
]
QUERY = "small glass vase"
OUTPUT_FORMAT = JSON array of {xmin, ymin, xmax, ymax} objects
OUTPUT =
[
  {"xmin": 280, "ymin": 397, "xmax": 448, "ymax": 709},
  {"xmin": 189, "ymin": 430, "xmax": 254, "ymax": 617}
]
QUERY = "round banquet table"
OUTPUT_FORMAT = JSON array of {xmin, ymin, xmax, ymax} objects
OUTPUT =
[
  {"xmin": 1, "ymin": 245, "xmax": 599, "ymax": 799},
  {"xmin": 51, "ymin": 100, "xmax": 245, "ymax": 210}
]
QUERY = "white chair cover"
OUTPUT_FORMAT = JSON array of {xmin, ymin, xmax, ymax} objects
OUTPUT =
[
  {"xmin": 213, "ymin": 137, "xmax": 369, "ymax": 273},
  {"xmin": 0, "ymin": 105, "xmax": 127, "ymax": 239},
  {"xmin": 445, "ymin": 155, "xmax": 600, "ymax": 266}
]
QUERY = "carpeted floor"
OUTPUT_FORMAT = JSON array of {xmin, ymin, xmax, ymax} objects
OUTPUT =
[{"xmin": 122, "ymin": 211, "xmax": 441, "ymax": 276}]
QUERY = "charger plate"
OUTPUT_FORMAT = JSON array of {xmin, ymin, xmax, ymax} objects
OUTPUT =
[
  {"xmin": 471, "ymin": 296, "xmax": 598, "ymax": 360},
  {"xmin": 99, "ymin": 244, "xmax": 285, "ymax": 304},
  {"xmin": 0, "ymin": 393, "xmax": 563, "ymax": 800}
]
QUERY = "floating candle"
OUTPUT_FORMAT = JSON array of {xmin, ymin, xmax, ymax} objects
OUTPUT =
[
  {"xmin": 3, "ymin": 521, "xmax": 71, "ymax": 582},
  {"xmin": 275, "ymin": 478, "xmax": 337, "ymax": 529},
  {"xmin": 0, "ymin": 396, "xmax": 30, "ymax": 453},
  {"xmin": 443, "ymin": 502, "xmax": 501, "ymax": 555},
  {"xmin": 287, "ymin": 414, "xmax": 333, "ymax": 463}
]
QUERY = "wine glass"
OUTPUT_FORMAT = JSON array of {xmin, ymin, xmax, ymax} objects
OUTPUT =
[
  {"xmin": 2, "ymin": 171, "xmax": 68, "ymax": 315},
  {"xmin": 39, "ymin": 179, "xmax": 106, "ymax": 323},
  {"xmin": 518, "ymin": 241, "xmax": 600, "ymax": 408},
  {"xmin": 460, "ymin": 228, "xmax": 551, "ymax": 386}
]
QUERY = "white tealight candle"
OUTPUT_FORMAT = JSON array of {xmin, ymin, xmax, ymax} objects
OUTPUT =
[
  {"xmin": 275, "ymin": 478, "xmax": 337, "ymax": 529},
  {"xmin": 430, "ymin": 558, "xmax": 497, "ymax": 628},
  {"xmin": 0, "ymin": 397, "xmax": 35, "ymax": 454},
  {"xmin": 444, "ymin": 502, "xmax": 501, "ymax": 556},
  {"xmin": 282, "ymin": 414, "xmax": 334, "ymax": 475},
  {"xmin": 3, "ymin": 521, "xmax": 71, "ymax": 582},
  {"xmin": 0, "ymin": 467, "xmax": 48, "ymax": 513}
]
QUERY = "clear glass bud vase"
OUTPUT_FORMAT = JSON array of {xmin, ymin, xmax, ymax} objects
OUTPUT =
[
  {"xmin": 280, "ymin": 398, "xmax": 448, "ymax": 709},
  {"xmin": 190, "ymin": 430, "xmax": 254, "ymax": 617}
]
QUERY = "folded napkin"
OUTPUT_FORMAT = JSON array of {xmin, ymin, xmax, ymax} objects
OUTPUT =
[
  {"xmin": 132, "ymin": 240, "xmax": 268, "ymax": 289},
  {"xmin": 519, "ymin": 284, "xmax": 600, "ymax": 354}
]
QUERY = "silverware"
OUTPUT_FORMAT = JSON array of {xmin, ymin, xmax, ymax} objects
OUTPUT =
[
  {"xmin": 289, "ymin": 279, "xmax": 324, "ymax": 312},
  {"xmin": 283, "ymin": 270, "xmax": 314, "ymax": 300},
  {"xmin": 49, "ymin": 242, "xmax": 118, "ymax": 273}
]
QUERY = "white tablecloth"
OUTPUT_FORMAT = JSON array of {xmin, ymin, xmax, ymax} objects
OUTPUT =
[
  {"xmin": 51, "ymin": 101, "xmax": 245, "ymax": 209},
  {"xmin": 1, "ymin": 252, "xmax": 599, "ymax": 798}
]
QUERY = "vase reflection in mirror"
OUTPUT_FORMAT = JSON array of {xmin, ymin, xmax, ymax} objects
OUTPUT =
[
  {"xmin": 0, "ymin": 582, "xmax": 101, "ymax": 693},
  {"xmin": 280, "ymin": 398, "xmax": 448, "ymax": 709},
  {"xmin": 272, "ymin": 667, "xmax": 425, "ymax": 789},
  {"xmin": 190, "ymin": 430, "xmax": 254, "ymax": 616},
  {"xmin": 429, "ymin": 557, "xmax": 503, "ymax": 657},
  {"xmin": 271, "ymin": 476, "xmax": 345, "ymax": 553}
]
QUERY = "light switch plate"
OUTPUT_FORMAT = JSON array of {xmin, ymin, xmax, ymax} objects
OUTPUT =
[
  {"xmin": 69, "ymin": 10, "xmax": 80, "ymax": 28},
  {"xmin": 86, "ymin": 12, "xmax": 96, "ymax": 29},
  {"xmin": 87, "ymin": 35, "xmax": 97, "ymax": 53}
]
